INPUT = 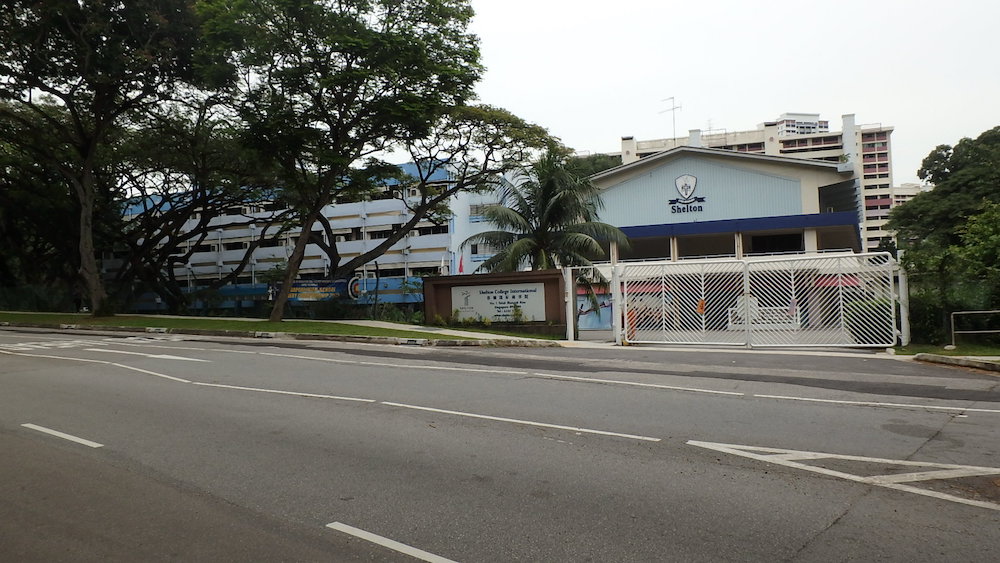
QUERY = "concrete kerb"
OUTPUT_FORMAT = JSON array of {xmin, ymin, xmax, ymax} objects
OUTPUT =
[
  {"xmin": 0, "ymin": 321, "xmax": 560, "ymax": 348},
  {"xmin": 914, "ymin": 353, "xmax": 1000, "ymax": 374}
]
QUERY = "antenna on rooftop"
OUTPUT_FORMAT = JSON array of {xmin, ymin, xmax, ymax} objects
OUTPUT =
[{"xmin": 659, "ymin": 97, "xmax": 681, "ymax": 147}]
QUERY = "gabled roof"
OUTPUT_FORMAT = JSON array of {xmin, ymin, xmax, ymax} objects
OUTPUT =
[{"xmin": 589, "ymin": 145, "xmax": 852, "ymax": 184}]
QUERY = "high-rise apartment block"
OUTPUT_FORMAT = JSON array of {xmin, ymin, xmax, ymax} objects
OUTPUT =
[{"xmin": 619, "ymin": 113, "xmax": 899, "ymax": 251}]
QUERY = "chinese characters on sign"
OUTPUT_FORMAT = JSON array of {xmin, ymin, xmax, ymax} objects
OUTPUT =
[{"xmin": 451, "ymin": 282, "xmax": 546, "ymax": 322}]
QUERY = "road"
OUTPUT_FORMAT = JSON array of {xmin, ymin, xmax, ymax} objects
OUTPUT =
[{"xmin": 1, "ymin": 327, "xmax": 999, "ymax": 562}]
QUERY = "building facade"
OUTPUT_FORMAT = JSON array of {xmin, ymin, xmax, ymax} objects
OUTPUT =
[
  {"xmin": 590, "ymin": 146, "xmax": 861, "ymax": 260},
  {"xmin": 618, "ymin": 113, "xmax": 902, "ymax": 251}
]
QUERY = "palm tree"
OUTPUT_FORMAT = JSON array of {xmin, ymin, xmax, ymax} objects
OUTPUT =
[{"xmin": 463, "ymin": 149, "xmax": 629, "ymax": 273}]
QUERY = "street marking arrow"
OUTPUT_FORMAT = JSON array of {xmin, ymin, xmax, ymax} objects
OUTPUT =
[
  {"xmin": 83, "ymin": 348, "xmax": 209, "ymax": 362},
  {"xmin": 687, "ymin": 440, "xmax": 1000, "ymax": 511}
]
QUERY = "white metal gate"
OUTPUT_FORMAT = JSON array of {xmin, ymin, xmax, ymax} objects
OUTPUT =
[{"xmin": 618, "ymin": 253, "xmax": 899, "ymax": 348}]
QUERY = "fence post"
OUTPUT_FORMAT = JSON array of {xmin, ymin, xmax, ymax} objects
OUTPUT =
[
  {"xmin": 896, "ymin": 251, "xmax": 910, "ymax": 346},
  {"xmin": 564, "ymin": 267, "xmax": 575, "ymax": 342},
  {"xmin": 613, "ymin": 264, "xmax": 624, "ymax": 346}
]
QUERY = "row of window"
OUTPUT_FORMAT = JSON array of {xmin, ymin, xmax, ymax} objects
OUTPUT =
[{"xmin": 861, "ymin": 131, "xmax": 889, "ymax": 142}]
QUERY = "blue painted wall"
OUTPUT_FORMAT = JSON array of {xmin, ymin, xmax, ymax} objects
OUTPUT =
[{"xmin": 598, "ymin": 157, "xmax": 803, "ymax": 227}]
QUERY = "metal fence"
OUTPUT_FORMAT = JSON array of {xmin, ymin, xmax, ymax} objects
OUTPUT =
[
  {"xmin": 617, "ymin": 253, "xmax": 899, "ymax": 348},
  {"xmin": 950, "ymin": 310, "xmax": 1000, "ymax": 347}
]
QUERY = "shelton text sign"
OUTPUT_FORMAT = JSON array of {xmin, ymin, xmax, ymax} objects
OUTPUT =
[{"xmin": 452, "ymin": 282, "xmax": 546, "ymax": 322}]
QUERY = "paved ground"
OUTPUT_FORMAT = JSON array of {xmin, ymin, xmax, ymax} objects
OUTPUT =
[{"xmin": 2, "ymin": 326, "xmax": 999, "ymax": 561}]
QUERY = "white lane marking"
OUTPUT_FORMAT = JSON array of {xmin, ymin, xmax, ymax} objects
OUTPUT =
[
  {"xmin": 0, "ymin": 349, "xmax": 191, "ymax": 383},
  {"xmin": 687, "ymin": 440, "xmax": 1000, "ymax": 512},
  {"xmin": 326, "ymin": 522, "xmax": 457, "ymax": 563},
  {"xmin": 84, "ymin": 348, "xmax": 210, "ymax": 363},
  {"xmin": 111, "ymin": 363, "xmax": 191, "ymax": 384},
  {"xmin": 1, "ymin": 349, "xmax": 112, "ymax": 364},
  {"xmin": 192, "ymin": 382, "xmax": 375, "ymax": 403},
  {"xmin": 532, "ymin": 372, "xmax": 744, "ymax": 396},
  {"xmin": 258, "ymin": 351, "xmax": 528, "ymax": 375},
  {"xmin": 382, "ymin": 401, "xmax": 661, "ymax": 442},
  {"xmin": 21, "ymin": 423, "xmax": 104, "ymax": 448},
  {"xmin": 754, "ymin": 394, "xmax": 1000, "ymax": 414}
]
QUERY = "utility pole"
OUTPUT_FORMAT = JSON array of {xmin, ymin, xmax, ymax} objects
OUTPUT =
[{"xmin": 659, "ymin": 97, "xmax": 682, "ymax": 147}]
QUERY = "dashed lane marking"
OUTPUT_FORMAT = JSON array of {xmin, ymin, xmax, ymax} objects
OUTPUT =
[
  {"xmin": 326, "ymin": 522, "xmax": 458, "ymax": 563},
  {"xmin": 21, "ymin": 423, "xmax": 104, "ymax": 448},
  {"xmin": 381, "ymin": 401, "xmax": 661, "ymax": 442},
  {"xmin": 83, "ymin": 348, "xmax": 210, "ymax": 363}
]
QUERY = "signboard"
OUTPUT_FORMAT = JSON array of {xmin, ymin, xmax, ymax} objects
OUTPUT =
[
  {"xmin": 285, "ymin": 280, "xmax": 348, "ymax": 302},
  {"xmin": 452, "ymin": 282, "xmax": 546, "ymax": 322}
]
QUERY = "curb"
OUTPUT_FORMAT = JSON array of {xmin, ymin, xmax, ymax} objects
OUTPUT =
[
  {"xmin": 914, "ymin": 353, "xmax": 1000, "ymax": 373},
  {"xmin": 0, "ymin": 322, "xmax": 561, "ymax": 348}
]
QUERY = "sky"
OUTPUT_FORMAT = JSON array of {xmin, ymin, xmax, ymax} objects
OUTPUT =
[{"xmin": 467, "ymin": 0, "xmax": 1000, "ymax": 185}]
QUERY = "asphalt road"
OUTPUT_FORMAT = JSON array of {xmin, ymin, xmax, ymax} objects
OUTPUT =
[{"xmin": 2, "ymin": 327, "xmax": 999, "ymax": 562}]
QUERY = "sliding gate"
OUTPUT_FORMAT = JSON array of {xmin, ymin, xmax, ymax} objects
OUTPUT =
[{"xmin": 620, "ymin": 253, "xmax": 899, "ymax": 347}]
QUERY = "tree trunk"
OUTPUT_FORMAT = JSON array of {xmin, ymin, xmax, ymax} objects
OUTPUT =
[
  {"xmin": 73, "ymin": 173, "xmax": 111, "ymax": 316},
  {"xmin": 268, "ymin": 208, "xmax": 321, "ymax": 322}
]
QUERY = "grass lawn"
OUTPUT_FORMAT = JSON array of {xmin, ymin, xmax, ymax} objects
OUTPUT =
[
  {"xmin": 0, "ymin": 311, "xmax": 472, "ymax": 340},
  {"xmin": 895, "ymin": 342, "xmax": 1000, "ymax": 356}
]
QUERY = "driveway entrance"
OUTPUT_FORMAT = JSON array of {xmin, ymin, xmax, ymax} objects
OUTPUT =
[{"xmin": 596, "ymin": 253, "xmax": 900, "ymax": 348}]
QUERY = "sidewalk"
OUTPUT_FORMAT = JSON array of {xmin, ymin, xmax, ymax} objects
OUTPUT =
[
  {"xmin": 913, "ymin": 353, "xmax": 1000, "ymax": 374},
  {"xmin": 3, "ymin": 315, "xmax": 999, "ymax": 372}
]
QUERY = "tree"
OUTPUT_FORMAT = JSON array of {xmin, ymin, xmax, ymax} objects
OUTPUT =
[
  {"xmin": 892, "ymin": 126, "xmax": 1000, "ymax": 247},
  {"xmin": 0, "ymin": 0, "xmax": 218, "ymax": 315},
  {"xmin": 954, "ymin": 202, "xmax": 1000, "ymax": 306},
  {"xmin": 566, "ymin": 153, "xmax": 621, "ymax": 177},
  {"xmin": 462, "ymin": 148, "xmax": 630, "ymax": 273},
  {"xmin": 109, "ymin": 92, "xmax": 290, "ymax": 313},
  {"xmin": 314, "ymin": 104, "xmax": 550, "ymax": 280},
  {"xmin": 201, "ymin": 0, "xmax": 485, "ymax": 322},
  {"xmin": 887, "ymin": 126, "xmax": 1000, "ymax": 341}
]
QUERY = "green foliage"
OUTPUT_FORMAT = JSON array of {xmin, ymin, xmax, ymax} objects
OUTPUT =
[
  {"xmin": 890, "ymin": 126, "xmax": 1000, "ymax": 342},
  {"xmin": 0, "ymin": 0, "xmax": 226, "ymax": 316},
  {"xmin": 566, "ymin": 153, "xmax": 622, "ymax": 177},
  {"xmin": 257, "ymin": 262, "xmax": 288, "ymax": 286},
  {"xmin": 462, "ymin": 148, "xmax": 630, "ymax": 273},
  {"xmin": 510, "ymin": 304, "xmax": 525, "ymax": 324}
]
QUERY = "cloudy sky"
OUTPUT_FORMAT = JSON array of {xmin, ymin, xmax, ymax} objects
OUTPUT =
[{"xmin": 467, "ymin": 0, "xmax": 999, "ymax": 184}]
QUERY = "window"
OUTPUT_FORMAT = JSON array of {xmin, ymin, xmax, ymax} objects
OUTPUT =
[
  {"xmin": 224, "ymin": 242, "xmax": 245, "ymax": 251},
  {"xmin": 417, "ymin": 225, "xmax": 448, "ymax": 236},
  {"xmin": 369, "ymin": 230, "xmax": 393, "ymax": 239},
  {"xmin": 469, "ymin": 204, "xmax": 489, "ymax": 222}
]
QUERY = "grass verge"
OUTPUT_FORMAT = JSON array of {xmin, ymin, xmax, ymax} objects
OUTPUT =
[
  {"xmin": 895, "ymin": 343, "xmax": 1000, "ymax": 356},
  {"xmin": 0, "ymin": 312, "xmax": 473, "ymax": 340}
]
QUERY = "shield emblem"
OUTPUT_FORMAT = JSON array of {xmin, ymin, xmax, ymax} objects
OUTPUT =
[{"xmin": 675, "ymin": 175, "xmax": 697, "ymax": 201}]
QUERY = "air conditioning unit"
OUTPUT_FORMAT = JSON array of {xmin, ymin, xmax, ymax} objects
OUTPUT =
[
  {"xmin": 335, "ymin": 235, "xmax": 346, "ymax": 243},
  {"xmin": 402, "ymin": 248, "xmax": 410, "ymax": 255}
]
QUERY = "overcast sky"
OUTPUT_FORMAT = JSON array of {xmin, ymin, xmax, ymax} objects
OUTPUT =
[{"xmin": 467, "ymin": 0, "xmax": 999, "ymax": 185}]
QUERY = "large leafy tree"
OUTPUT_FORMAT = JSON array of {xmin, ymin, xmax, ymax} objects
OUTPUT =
[
  {"xmin": 887, "ymin": 126, "xmax": 1000, "ymax": 341},
  {"xmin": 0, "ymin": 0, "xmax": 218, "ymax": 315},
  {"xmin": 891, "ymin": 126, "xmax": 1000, "ymax": 246},
  {"xmin": 201, "ymin": 0, "xmax": 485, "ymax": 321},
  {"xmin": 463, "ymin": 148, "xmax": 629, "ymax": 273},
  {"xmin": 111, "ymin": 93, "xmax": 287, "ymax": 312}
]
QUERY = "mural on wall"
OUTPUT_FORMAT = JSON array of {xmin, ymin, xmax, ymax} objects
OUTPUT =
[{"xmin": 576, "ymin": 294, "xmax": 613, "ymax": 330}]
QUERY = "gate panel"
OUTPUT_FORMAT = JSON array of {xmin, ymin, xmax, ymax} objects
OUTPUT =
[
  {"xmin": 621, "ymin": 260, "xmax": 747, "ymax": 345},
  {"xmin": 620, "ymin": 253, "xmax": 898, "ymax": 348},
  {"xmin": 746, "ymin": 254, "xmax": 897, "ymax": 347}
]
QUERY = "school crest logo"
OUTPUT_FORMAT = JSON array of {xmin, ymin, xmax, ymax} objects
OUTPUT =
[
  {"xmin": 675, "ymin": 174, "xmax": 697, "ymax": 202},
  {"xmin": 669, "ymin": 174, "xmax": 706, "ymax": 213}
]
